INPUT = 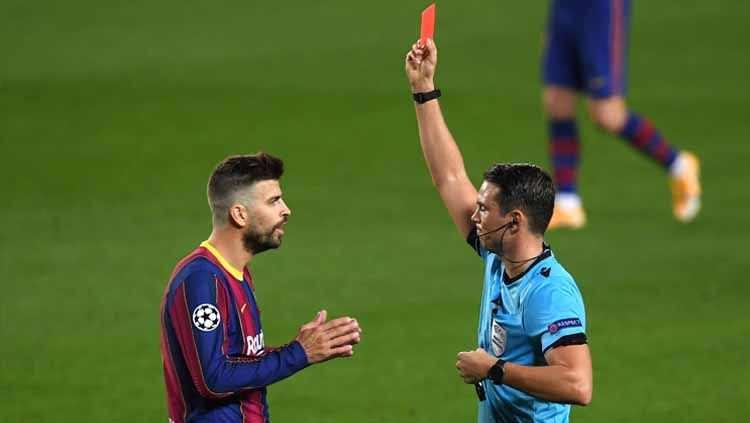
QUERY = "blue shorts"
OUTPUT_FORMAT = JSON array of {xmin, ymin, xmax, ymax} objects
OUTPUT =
[{"xmin": 543, "ymin": 0, "xmax": 631, "ymax": 98}]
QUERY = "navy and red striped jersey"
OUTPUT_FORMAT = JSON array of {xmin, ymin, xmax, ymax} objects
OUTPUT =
[{"xmin": 160, "ymin": 241, "xmax": 308, "ymax": 423}]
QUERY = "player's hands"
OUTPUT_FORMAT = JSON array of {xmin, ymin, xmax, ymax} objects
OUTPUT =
[
  {"xmin": 456, "ymin": 348, "xmax": 496, "ymax": 384},
  {"xmin": 405, "ymin": 38, "xmax": 437, "ymax": 93},
  {"xmin": 295, "ymin": 310, "xmax": 362, "ymax": 364}
]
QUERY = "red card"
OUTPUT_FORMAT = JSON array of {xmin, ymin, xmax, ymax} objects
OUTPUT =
[{"xmin": 419, "ymin": 3, "xmax": 436, "ymax": 47}]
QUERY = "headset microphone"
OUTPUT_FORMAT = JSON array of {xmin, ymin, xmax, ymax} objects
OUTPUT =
[
  {"xmin": 477, "ymin": 217, "xmax": 543, "ymax": 264},
  {"xmin": 478, "ymin": 223, "xmax": 507, "ymax": 237},
  {"xmin": 478, "ymin": 219, "xmax": 516, "ymax": 238}
]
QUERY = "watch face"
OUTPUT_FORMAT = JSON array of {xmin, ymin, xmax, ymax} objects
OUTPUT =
[{"xmin": 489, "ymin": 362, "xmax": 504, "ymax": 384}]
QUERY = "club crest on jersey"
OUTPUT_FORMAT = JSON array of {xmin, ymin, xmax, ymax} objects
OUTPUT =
[
  {"xmin": 548, "ymin": 318, "xmax": 581, "ymax": 334},
  {"xmin": 193, "ymin": 304, "xmax": 221, "ymax": 332},
  {"xmin": 491, "ymin": 320, "xmax": 507, "ymax": 356}
]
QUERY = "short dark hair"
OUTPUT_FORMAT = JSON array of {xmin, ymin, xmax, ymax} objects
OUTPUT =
[
  {"xmin": 207, "ymin": 152, "xmax": 284, "ymax": 224},
  {"xmin": 482, "ymin": 163, "xmax": 555, "ymax": 235}
]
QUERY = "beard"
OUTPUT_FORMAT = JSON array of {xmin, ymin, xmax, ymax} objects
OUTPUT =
[{"xmin": 242, "ymin": 223, "xmax": 283, "ymax": 255}]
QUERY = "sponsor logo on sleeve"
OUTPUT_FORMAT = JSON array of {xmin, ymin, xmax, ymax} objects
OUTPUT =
[
  {"xmin": 548, "ymin": 318, "xmax": 581, "ymax": 334},
  {"xmin": 192, "ymin": 304, "xmax": 221, "ymax": 332},
  {"xmin": 246, "ymin": 331, "xmax": 265, "ymax": 356}
]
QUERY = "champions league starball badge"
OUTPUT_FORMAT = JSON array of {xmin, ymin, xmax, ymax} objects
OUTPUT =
[{"xmin": 193, "ymin": 304, "xmax": 221, "ymax": 332}]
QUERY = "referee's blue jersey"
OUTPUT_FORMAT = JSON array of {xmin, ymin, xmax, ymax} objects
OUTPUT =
[{"xmin": 467, "ymin": 230, "xmax": 588, "ymax": 423}]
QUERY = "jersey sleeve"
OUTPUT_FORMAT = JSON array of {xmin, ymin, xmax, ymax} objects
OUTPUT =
[
  {"xmin": 167, "ymin": 271, "xmax": 309, "ymax": 398},
  {"xmin": 522, "ymin": 280, "xmax": 587, "ymax": 354}
]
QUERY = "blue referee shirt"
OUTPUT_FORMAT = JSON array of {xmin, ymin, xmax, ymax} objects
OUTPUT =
[{"xmin": 467, "ymin": 230, "xmax": 588, "ymax": 423}]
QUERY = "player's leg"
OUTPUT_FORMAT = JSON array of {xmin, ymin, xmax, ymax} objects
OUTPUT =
[
  {"xmin": 543, "ymin": 0, "xmax": 587, "ymax": 230},
  {"xmin": 586, "ymin": 96, "xmax": 676, "ymax": 169},
  {"xmin": 581, "ymin": 0, "xmax": 701, "ymax": 222},
  {"xmin": 586, "ymin": 98, "xmax": 701, "ymax": 222},
  {"xmin": 545, "ymin": 87, "xmax": 586, "ymax": 229}
]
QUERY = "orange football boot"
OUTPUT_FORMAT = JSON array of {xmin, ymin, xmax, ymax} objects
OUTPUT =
[
  {"xmin": 548, "ymin": 203, "xmax": 587, "ymax": 230},
  {"xmin": 670, "ymin": 151, "xmax": 701, "ymax": 223}
]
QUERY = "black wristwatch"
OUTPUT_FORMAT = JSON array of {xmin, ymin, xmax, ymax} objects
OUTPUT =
[
  {"xmin": 412, "ymin": 89, "xmax": 441, "ymax": 104},
  {"xmin": 487, "ymin": 359, "xmax": 506, "ymax": 385}
]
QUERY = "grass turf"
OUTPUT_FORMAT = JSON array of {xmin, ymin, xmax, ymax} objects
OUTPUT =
[{"xmin": 1, "ymin": 0, "xmax": 748, "ymax": 421}]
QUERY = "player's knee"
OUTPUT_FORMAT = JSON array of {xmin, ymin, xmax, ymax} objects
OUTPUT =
[
  {"xmin": 587, "ymin": 101, "xmax": 627, "ymax": 133},
  {"xmin": 543, "ymin": 89, "xmax": 576, "ymax": 119}
]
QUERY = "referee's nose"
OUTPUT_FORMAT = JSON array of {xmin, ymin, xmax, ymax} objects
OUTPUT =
[{"xmin": 471, "ymin": 206, "xmax": 480, "ymax": 223}]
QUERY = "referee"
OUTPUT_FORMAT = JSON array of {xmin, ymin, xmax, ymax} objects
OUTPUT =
[{"xmin": 405, "ymin": 39, "xmax": 592, "ymax": 422}]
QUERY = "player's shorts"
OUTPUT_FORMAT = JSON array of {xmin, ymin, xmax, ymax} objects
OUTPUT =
[{"xmin": 542, "ymin": 0, "xmax": 631, "ymax": 98}]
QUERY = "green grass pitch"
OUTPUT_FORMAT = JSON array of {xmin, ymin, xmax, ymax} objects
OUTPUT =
[{"xmin": 1, "ymin": 0, "xmax": 748, "ymax": 421}]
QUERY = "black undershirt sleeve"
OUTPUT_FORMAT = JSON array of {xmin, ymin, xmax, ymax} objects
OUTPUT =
[
  {"xmin": 543, "ymin": 333, "xmax": 588, "ymax": 354},
  {"xmin": 466, "ymin": 228, "xmax": 481, "ymax": 256}
]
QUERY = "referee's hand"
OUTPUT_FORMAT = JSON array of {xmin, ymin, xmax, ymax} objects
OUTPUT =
[
  {"xmin": 295, "ymin": 310, "xmax": 362, "ymax": 364},
  {"xmin": 456, "ymin": 348, "xmax": 496, "ymax": 384},
  {"xmin": 405, "ymin": 38, "xmax": 437, "ymax": 93}
]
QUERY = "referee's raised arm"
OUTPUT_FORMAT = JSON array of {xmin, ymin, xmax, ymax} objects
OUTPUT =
[{"xmin": 405, "ymin": 39, "xmax": 477, "ymax": 238}]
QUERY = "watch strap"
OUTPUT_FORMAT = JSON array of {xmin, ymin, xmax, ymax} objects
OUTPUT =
[
  {"xmin": 413, "ymin": 89, "xmax": 442, "ymax": 104},
  {"xmin": 487, "ymin": 359, "xmax": 506, "ymax": 385}
]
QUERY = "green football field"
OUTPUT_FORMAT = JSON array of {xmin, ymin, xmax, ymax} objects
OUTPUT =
[{"xmin": 2, "ymin": 0, "xmax": 748, "ymax": 421}]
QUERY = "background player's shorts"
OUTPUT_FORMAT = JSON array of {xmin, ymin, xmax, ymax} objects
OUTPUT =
[{"xmin": 543, "ymin": 0, "xmax": 631, "ymax": 98}]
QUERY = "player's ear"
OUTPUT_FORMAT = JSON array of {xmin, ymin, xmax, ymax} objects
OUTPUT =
[{"xmin": 229, "ymin": 204, "xmax": 249, "ymax": 228}]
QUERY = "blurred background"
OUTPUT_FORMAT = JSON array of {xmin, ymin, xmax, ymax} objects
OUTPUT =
[{"xmin": 1, "ymin": 0, "xmax": 748, "ymax": 421}]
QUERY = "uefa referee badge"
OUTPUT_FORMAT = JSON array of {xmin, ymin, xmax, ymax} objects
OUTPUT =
[{"xmin": 491, "ymin": 320, "xmax": 507, "ymax": 356}]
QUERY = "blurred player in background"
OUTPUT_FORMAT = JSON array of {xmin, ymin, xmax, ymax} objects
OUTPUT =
[
  {"xmin": 160, "ymin": 153, "xmax": 362, "ymax": 423},
  {"xmin": 406, "ymin": 39, "xmax": 592, "ymax": 422},
  {"xmin": 543, "ymin": 0, "xmax": 701, "ymax": 229}
]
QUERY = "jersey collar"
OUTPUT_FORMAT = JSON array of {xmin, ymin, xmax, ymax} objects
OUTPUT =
[
  {"xmin": 200, "ymin": 241, "xmax": 244, "ymax": 281},
  {"xmin": 502, "ymin": 244, "xmax": 552, "ymax": 285}
]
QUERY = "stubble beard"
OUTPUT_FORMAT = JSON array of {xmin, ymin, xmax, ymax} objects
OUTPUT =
[
  {"xmin": 484, "ymin": 229, "xmax": 509, "ymax": 258},
  {"xmin": 242, "ymin": 224, "xmax": 282, "ymax": 255}
]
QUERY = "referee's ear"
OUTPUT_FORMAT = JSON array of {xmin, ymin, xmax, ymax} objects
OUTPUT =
[
  {"xmin": 229, "ymin": 204, "xmax": 250, "ymax": 228},
  {"xmin": 509, "ymin": 210, "xmax": 524, "ymax": 233}
]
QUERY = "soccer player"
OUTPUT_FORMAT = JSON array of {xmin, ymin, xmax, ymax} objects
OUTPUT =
[
  {"xmin": 160, "ymin": 153, "xmax": 362, "ymax": 423},
  {"xmin": 406, "ymin": 39, "xmax": 592, "ymax": 422},
  {"xmin": 543, "ymin": 0, "xmax": 701, "ymax": 228}
]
